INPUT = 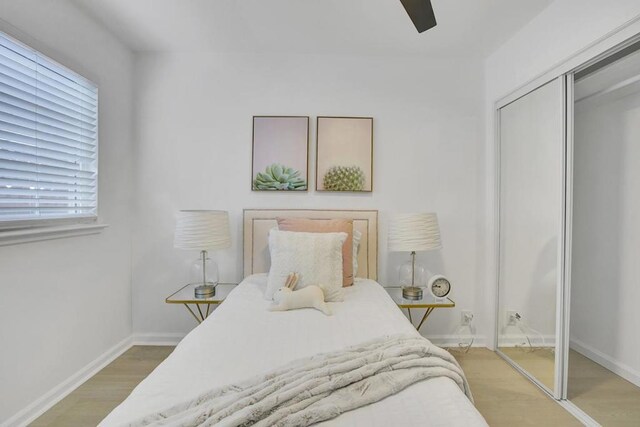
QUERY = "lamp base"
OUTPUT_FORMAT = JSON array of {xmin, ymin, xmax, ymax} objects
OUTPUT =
[
  {"xmin": 402, "ymin": 286, "xmax": 423, "ymax": 300},
  {"xmin": 194, "ymin": 284, "xmax": 216, "ymax": 299}
]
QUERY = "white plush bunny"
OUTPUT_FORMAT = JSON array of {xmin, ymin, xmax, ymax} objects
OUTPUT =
[{"xmin": 269, "ymin": 273, "xmax": 332, "ymax": 316}]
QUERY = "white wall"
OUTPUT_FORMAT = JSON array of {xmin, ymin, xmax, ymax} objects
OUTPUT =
[
  {"xmin": 571, "ymin": 85, "xmax": 640, "ymax": 384},
  {"xmin": 132, "ymin": 52, "xmax": 486, "ymax": 344},
  {"xmin": 483, "ymin": 0, "xmax": 640, "ymax": 348},
  {"xmin": 0, "ymin": 0, "xmax": 134, "ymax": 424}
]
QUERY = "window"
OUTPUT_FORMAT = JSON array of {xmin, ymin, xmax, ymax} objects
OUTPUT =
[{"xmin": 0, "ymin": 32, "xmax": 98, "ymax": 228}]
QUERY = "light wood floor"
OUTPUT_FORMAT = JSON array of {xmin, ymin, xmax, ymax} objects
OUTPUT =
[
  {"xmin": 499, "ymin": 346, "xmax": 640, "ymax": 426},
  {"xmin": 499, "ymin": 346, "xmax": 556, "ymax": 390},
  {"xmin": 451, "ymin": 348, "xmax": 580, "ymax": 427},
  {"xmin": 30, "ymin": 346, "xmax": 174, "ymax": 427},
  {"xmin": 31, "ymin": 346, "xmax": 583, "ymax": 427},
  {"xmin": 569, "ymin": 350, "xmax": 640, "ymax": 426}
]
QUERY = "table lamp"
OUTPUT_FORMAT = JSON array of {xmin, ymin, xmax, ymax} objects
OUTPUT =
[
  {"xmin": 174, "ymin": 210, "xmax": 231, "ymax": 298},
  {"xmin": 388, "ymin": 213, "xmax": 442, "ymax": 300}
]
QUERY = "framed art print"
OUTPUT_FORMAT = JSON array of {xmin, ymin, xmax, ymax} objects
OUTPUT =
[
  {"xmin": 316, "ymin": 116, "xmax": 373, "ymax": 192},
  {"xmin": 252, "ymin": 116, "xmax": 309, "ymax": 191}
]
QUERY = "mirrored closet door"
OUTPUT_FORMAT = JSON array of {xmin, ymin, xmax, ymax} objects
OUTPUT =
[
  {"xmin": 568, "ymin": 42, "xmax": 640, "ymax": 425},
  {"xmin": 497, "ymin": 77, "xmax": 566, "ymax": 397},
  {"xmin": 496, "ymin": 36, "xmax": 640, "ymax": 425}
]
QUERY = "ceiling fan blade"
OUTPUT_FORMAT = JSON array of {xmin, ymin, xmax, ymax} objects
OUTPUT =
[{"xmin": 399, "ymin": 0, "xmax": 437, "ymax": 33}]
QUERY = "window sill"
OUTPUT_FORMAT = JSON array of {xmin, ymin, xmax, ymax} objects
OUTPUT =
[{"xmin": 0, "ymin": 223, "xmax": 108, "ymax": 247}]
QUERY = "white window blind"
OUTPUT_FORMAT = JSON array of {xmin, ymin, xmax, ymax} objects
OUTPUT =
[{"xmin": 0, "ymin": 32, "xmax": 98, "ymax": 226}]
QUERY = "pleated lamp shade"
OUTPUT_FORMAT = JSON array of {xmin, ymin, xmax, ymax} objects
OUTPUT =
[
  {"xmin": 174, "ymin": 210, "xmax": 231, "ymax": 251},
  {"xmin": 388, "ymin": 213, "xmax": 442, "ymax": 252}
]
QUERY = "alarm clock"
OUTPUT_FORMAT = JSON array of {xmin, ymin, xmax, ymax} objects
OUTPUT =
[{"xmin": 428, "ymin": 275, "xmax": 451, "ymax": 300}]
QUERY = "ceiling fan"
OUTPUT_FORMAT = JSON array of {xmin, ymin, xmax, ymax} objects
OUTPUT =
[{"xmin": 400, "ymin": 0, "xmax": 437, "ymax": 33}]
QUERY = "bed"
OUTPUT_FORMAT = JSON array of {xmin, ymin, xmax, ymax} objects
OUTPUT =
[{"xmin": 100, "ymin": 209, "xmax": 487, "ymax": 426}]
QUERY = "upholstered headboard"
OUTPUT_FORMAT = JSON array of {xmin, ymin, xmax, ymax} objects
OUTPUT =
[{"xmin": 243, "ymin": 209, "xmax": 378, "ymax": 280}]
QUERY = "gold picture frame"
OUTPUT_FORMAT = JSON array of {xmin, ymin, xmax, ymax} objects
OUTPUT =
[
  {"xmin": 252, "ymin": 116, "xmax": 310, "ymax": 191},
  {"xmin": 315, "ymin": 116, "xmax": 373, "ymax": 192}
]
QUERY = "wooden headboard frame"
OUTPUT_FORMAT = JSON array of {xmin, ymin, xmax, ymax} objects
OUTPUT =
[{"xmin": 243, "ymin": 209, "xmax": 378, "ymax": 280}]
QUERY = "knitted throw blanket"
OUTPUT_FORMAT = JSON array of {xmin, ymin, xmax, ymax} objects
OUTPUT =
[{"xmin": 128, "ymin": 334, "xmax": 472, "ymax": 427}]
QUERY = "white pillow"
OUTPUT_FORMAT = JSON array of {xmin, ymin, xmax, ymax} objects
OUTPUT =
[
  {"xmin": 353, "ymin": 229, "xmax": 362, "ymax": 277},
  {"xmin": 266, "ymin": 229, "xmax": 347, "ymax": 301}
]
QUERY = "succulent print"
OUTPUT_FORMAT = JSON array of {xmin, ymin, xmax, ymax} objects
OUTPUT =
[
  {"xmin": 323, "ymin": 165, "xmax": 365, "ymax": 191},
  {"xmin": 253, "ymin": 164, "xmax": 307, "ymax": 190}
]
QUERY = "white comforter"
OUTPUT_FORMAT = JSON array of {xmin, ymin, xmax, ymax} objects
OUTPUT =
[{"xmin": 100, "ymin": 275, "xmax": 487, "ymax": 427}]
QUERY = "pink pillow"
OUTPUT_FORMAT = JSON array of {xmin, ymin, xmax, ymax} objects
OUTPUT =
[{"xmin": 276, "ymin": 218, "xmax": 354, "ymax": 287}]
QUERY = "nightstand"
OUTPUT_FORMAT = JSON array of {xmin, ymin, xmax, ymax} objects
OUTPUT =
[
  {"xmin": 166, "ymin": 283, "xmax": 237, "ymax": 323},
  {"xmin": 385, "ymin": 286, "xmax": 455, "ymax": 331}
]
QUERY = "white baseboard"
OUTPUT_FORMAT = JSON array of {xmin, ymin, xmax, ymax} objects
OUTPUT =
[
  {"xmin": 131, "ymin": 332, "xmax": 485, "ymax": 349},
  {"xmin": 2, "ymin": 335, "xmax": 133, "ymax": 427},
  {"xmin": 130, "ymin": 331, "xmax": 485, "ymax": 349},
  {"xmin": 422, "ymin": 334, "xmax": 487, "ymax": 348},
  {"xmin": 570, "ymin": 338, "xmax": 640, "ymax": 387},
  {"xmin": 497, "ymin": 334, "xmax": 556, "ymax": 348},
  {"xmin": 132, "ymin": 332, "xmax": 185, "ymax": 346}
]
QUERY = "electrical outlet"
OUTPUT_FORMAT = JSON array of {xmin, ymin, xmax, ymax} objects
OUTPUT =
[
  {"xmin": 506, "ymin": 310, "xmax": 518, "ymax": 326},
  {"xmin": 461, "ymin": 310, "xmax": 473, "ymax": 326}
]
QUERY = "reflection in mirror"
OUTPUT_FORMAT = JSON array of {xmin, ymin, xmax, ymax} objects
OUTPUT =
[
  {"xmin": 497, "ymin": 78, "xmax": 564, "ymax": 393},
  {"xmin": 569, "ymin": 46, "xmax": 640, "ymax": 425}
]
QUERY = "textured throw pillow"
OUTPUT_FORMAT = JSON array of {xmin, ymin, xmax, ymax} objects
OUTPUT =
[
  {"xmin": 266, "ymin": 229, "xmax": 347, "ymax": 301},
  {"xmin": 277, "ymin": 217, "xmax": 354, "ymax": 287},
  {"xmin": 353, "ymin": 229, "xmax": 362, "ymax": 278}
]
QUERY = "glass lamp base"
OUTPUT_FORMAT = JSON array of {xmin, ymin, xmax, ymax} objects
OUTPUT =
[
  {"xmin": 402, "ymin": 286, "xmax": 423, "ymax": 300},
  {"xmin": 190, "ymin": 255, "xmax": 219, "ymax": 285},
  {"xmin": 399, "ymin": 260, "xmax": 426, "ymax": 286}
]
